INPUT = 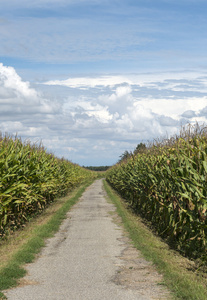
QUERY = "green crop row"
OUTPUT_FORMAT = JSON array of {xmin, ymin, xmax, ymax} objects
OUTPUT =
[
  {"xmin": 0, "ymin": 135, "xmax": 96, "ymax": 236},
  {"xmin": 106, "ymin": 125, "xmax": 207, "ymax": 261}
]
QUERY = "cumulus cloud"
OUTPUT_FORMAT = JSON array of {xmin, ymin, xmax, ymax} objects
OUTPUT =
[
  {"xmin": 181, "ymin": 110, "xmax": 197, "ymax": 118},
  {"xmin": 0, "ymin": 63, "xmax": 60, "ymax": 115},
  {"xmin": 1, "ymin": 64, "xmax": 207, "ymax": 165},
  {"xmin": 0, "ymin": 64, "xmax": 37, "ymax": 98},
  {"xmin": 0, "ymin": 64, "xmax": 61, "ymax": 137}
]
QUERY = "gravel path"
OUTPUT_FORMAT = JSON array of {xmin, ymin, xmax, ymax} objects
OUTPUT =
[{"xmin": 4, "ymin": 179, "xmax": 170, "ymax": 300}]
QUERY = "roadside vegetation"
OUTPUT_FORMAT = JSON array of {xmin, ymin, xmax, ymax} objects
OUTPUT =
[
  {"xmin": 0, "ymin": 180, "xmax": 94, "ymax": 299},
  {"xmin": 0, "ymin": 134, "xmax": 96, "ymax": 239},
  {"xmin": 106, "ymin": 123, "xmax": 207, "ymax": 262},
  {"xmin": 83, "ymin": 165, "xmax": 110, "ymax": 171},
  {"xmin": 1, "ymin": 123, "xmax": 207, "ymax": 299},
  {"xmin": 0, "ymin": 133, "xmax": 97, "ymax": 298},
  {"xmin": 104, "ymin": 180, "xmax": 207, "ymax": 300}
]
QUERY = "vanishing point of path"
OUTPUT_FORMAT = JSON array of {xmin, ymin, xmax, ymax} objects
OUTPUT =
[{"xmin": 4, "ymin": 179, "xmax": 170, "ymax": 300}]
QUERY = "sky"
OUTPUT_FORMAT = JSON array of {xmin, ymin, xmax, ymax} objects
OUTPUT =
[{"xmin": 1, "ymin": 0, "xmax": 207, "ymax": 166}]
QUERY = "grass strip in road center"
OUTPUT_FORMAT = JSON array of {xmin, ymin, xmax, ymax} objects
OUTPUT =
[
  {"xmin": 0, "ymin": 179, "xmax": 94, "ymax": 299},
  {"xmin": 103, "ymin": 180, "xmax": 207, "ymax": 300}
]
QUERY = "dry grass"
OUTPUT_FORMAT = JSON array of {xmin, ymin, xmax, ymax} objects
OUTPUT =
[{"xmin": 0, "ymin": 189, "xmax": 77, "ymax": 270}]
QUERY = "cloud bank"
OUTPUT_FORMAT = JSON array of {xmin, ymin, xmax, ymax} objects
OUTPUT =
[{"xmin": 1, "ymin": 63, "xmax": 207, "ymax": 165}]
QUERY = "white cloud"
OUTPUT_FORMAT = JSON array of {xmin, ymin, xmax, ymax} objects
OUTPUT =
[
  {"xmin": 75, "ymin": 101, "xmax": 113, "ymax": 123},
  {"xmin": 139, "ymin": 97, "xmax": 207, "ymax": 120},
  {"xmin": 2, "ymin": 64, "xmax": 207, "ymax": 165},
  {"xmin": 44, "ymin": 76, "xmax": 133, "ymax": 88},
  {"xmin": 0, "ymin": 63, "xmax": 37, "ymax": 98},
  {"xmin": 0, "ymin": 64, "xmax": 61, "ymax": 116}
]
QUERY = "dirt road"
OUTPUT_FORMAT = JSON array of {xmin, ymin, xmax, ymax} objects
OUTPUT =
[{"xmin": 4, "ymin": 179, "xmax": 170, "ymax": 299}]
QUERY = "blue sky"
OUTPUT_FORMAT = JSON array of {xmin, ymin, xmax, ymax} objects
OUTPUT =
[{"xmin": 1, "ymin": 0, "xmax": 207, "ymax": 165}]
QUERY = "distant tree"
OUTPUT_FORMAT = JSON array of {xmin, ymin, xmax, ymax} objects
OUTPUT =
[
  {"xmin": 134, "ymin": 143, "xmax": 146, "ymax": 155},
  {"xmin": 118, "ymin": 150, "xmax": 132, "ymax": 163},
  {"xmin": 84, "ymin": 166, "xmax": 110, "ymax": 171}
]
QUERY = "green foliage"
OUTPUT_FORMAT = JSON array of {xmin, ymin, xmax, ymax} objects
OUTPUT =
[
  {"xmin": 133, "ymin": 142, "xmax": 146, "ymax": 155},
  {"xmin": 0, "ymin": 134, "xmax": 96, "ymax": 236},
  {"xmin": 119, "ymin": 143, "xmax": 147, "ymax": 163},
  {"xmin": 118, "ymin": 150, "xmax": 132, "ymax": 163},
  {"xmin": 106, "ymin": 124, "xmax": 207, "ymax": 261},
  {"xmin": 104, "ymin": 180, "xmax": 207, "ymax": 300},
  {"xmin": 0, "ymin": 181, "xmax": 93, "ymax": 297}
]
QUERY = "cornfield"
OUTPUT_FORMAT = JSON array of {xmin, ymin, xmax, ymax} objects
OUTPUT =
[
  {"xmin": 0, "ymin": 134, "xmax": 95, "ymax": 236},
  {"xmin": 106, "ymin": 124, "xmax": 207, "ymax": 260}
]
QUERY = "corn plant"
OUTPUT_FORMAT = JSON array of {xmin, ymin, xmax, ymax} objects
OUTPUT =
[
  {"xmin": 0, "ymin": 135, "xmax": 95, "ymax": 236},
  {"xmin": 106, "ymin": 124, "xmax": 207, "ymax": 260}
]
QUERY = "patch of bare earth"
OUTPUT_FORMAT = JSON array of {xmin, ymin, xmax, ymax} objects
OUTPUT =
[
  {"xmin": 17, "ymin": 278, "xmax": 39, "ymax": 288},
  {"xmin": 111, "ymin": 213, "xmax": 172, "ymax": 299}
]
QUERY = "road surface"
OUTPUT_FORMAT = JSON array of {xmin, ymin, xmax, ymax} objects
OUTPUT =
[{"xmin": 4, "ymin": 179, "xmax": 170, "ymax": 299}]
